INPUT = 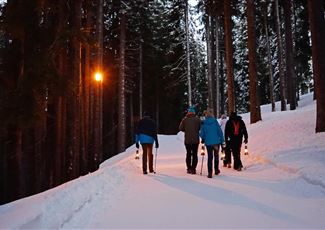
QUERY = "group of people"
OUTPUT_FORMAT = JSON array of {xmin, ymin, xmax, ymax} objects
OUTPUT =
[{"xmin": 134, "ymin": 107, "xmax": 248, "ymax": 178}]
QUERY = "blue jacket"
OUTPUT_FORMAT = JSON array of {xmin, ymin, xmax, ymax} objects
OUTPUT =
[
  {"xmin": 200, "ymin": 117, "xmax": 225, "ymax": 146},
  {"xmin": 135, "ymin": 133, "xmax": 155, "ymax": 144}
]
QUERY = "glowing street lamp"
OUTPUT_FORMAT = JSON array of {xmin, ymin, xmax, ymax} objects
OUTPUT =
[{"xmin": 94, "ymin": 72, "xmax": 103, "ymax": 82}]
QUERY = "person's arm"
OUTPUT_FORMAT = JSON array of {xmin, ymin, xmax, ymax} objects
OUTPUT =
[
  {"xmin": 135, "ymin": 134, "xmax": 139, "ymax": 148},
  {"xmin": 224, "ymin": 121, "xmax": 230, "ymax": 142},
  {"xmin": 241, "ymin": 120, "xmax": 248, "ymax": 143},
  {"xmin": 199, "ymin": 122, "xmax": 205, "ymax": 143},
  {"xmin": 154, "ymin": 122, "xmax": 159, "ymax": 148},
  {"xmin": 217, "ymin": 122, "xmax": 225, "ymax": 144}
]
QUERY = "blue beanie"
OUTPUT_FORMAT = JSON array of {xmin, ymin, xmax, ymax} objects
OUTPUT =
[{"xmin": 188, "ymin": 106, "xmax": 196, "ymax": 114}]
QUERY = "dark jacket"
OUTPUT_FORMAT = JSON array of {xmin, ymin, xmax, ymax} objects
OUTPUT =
[
  {"xmin": 136, "ymin": 116, "xmax": 159, "ymax": 145},
  {"xmin": 225, "ymin": 114, "xmax": 248, "ymax": 142},
  {"xmin": 179, "ymin": 113, "xmax": 201, "ymax": 144}
]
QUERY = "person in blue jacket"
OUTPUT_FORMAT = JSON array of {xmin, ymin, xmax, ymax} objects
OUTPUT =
[
  {"xmin": 135, "ymin": 111, "xmax": 159, "ymax": 174},
  {"xmin": 200, "ymin": 108, "xmax": 225, "ymax": 178}
]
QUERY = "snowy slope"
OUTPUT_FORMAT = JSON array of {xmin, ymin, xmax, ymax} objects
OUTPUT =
[{"xmin": 1, "ymin": 93, "xmax": 325, "ymax": 229}]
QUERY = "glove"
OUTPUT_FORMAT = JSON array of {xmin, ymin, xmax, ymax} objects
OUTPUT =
[
  {"xmin": 155, "ymin": 142, "xmax": 159, "ymax": 149},
  {"xmin": 244, "ymin": 139, "xmax": 248, "ymax": 144},
  {"xmin": 136, "ymin": 142, "xmax": 139, "ymax": 149}
]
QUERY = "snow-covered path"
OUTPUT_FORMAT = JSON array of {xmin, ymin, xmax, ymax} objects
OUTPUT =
[
  {"xmin": 1, "ymin": 93, "xmax": 325, "ymax": 229},
  {"xmin": 61, "ymin": 135, "xmax": 324, "ymax": 229}
]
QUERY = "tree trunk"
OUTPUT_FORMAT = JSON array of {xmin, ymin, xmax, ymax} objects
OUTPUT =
[
  {"xmin": 15, "ymin": 128, "xmax": 23, "ymax": 197},
  {"xmin": 263, "ymin": 1, "xmax": 275, "ymax": 112},
  {"xmin": 215, "ymin": 17, "xmax": 220, "ymax": 117},
  {"xmin": 206, "ymin": 16, "xmax": 216, "ymax": 114},
  {"xmin": 247, "ymin": 0, "xmax": 262, "ymax": 123},
  {"xmin": 283, "ymin": 0, "xmax": 296, "ymax": 110},
  {"xmin": 117, "ymin": 12, "xmax": 126, "ymax": 152},
  {"xmin": 307, "ymin": 0, "xmax": 325, "ymax": 132},
  {"xmin": 220, "ymin": 50, "xmax": 226, "ymax": 115},
  {"xmin": 185, "ymin": 0, "xmax": 192, "ymax": 106},
  {"xmin": 224, "ymin": 0, "xmax": 235, "ymax": 114},
  {"xmin": 274, "ymin": 0, "xmax": 286, "ymax": 111},
  {"xmin": 0, "ymin": 128, "xmax": 8, "ymax": 204},
  {"xmin": 139, "ymin": 41, "xmax": 143, "ymax": 118},
  {"xmin": 67, "ymin": 0, "xmax": 82, "ymax": 179},
  {"xmin": 96, "ymin": 0, "xmax": 104, "ymax": 163}
]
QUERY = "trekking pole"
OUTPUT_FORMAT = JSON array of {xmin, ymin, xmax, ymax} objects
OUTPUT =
[
  {"xmin": 200, "ymin": 145, "xmax": 205, "ymax": 175},
  {"xmin": 154, "ymin": 148, "xmax": 158, "ymax": 174}
]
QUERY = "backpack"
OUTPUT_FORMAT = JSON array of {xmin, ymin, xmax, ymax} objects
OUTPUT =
[{"xmin": 233, "ymin": 121, "xmax": 240, "ymax": 135}]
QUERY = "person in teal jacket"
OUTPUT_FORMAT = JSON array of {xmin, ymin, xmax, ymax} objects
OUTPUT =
[{"xmin": 200, "ymin": 108, "xmax": 225, "ymax": 178}]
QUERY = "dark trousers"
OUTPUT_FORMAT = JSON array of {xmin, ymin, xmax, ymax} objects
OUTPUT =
[
  {"xmin": 223, "ymin": 141, "xmax": 232, "ymax": 165},
  {"xmin": 142, "ymin": 143, "xmax": 153, "ymax": 173},
  {"xmin": 206, "ymin": 145, "xmax": 220, "ymax": 174},
  {"xmin": 229, "ymin": 138, "xmax": 243, "ymax": 170},
  {"xmin": 185, "ymin": 144, "xmax": 199, "ymax": 170}
]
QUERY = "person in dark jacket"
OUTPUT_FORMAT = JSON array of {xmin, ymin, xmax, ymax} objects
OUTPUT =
[
  {"xmin": 200, "ymin": 108, "xmax": 225, "ymax": 178},
  {"xmin": 179, "ymin": 106, "xmax": 201, "ymax": 174},
  {"xmin": 225, "ymin": 112, "xmax": 248, "ymax": 171},
  {"xmin": 135, "ymin": 111, "xmax": 159, "ymax": 174}
]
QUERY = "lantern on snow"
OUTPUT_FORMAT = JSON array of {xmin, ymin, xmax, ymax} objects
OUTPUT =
[
  {"xmin": 201, "ymin": 145, "xmax": 205, "ymax": 156},
  {"xmin": 244, "ymin": 145, "xmax": 249, "ymax": 155},
  {"xmin": 135, "ymin": 149, "xmax": 140, "ymax": 159},
  {"xmin": 220, "ymin": 148, "xmax": 226, "ymax": 160}
]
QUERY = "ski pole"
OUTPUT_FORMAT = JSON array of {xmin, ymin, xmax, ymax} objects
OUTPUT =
[
  {"xmin": 200, "ymin": 145, "xmax": 205, "ymax": 175},
  {"xmin": 154, "ymin": 147, "xmax": 158, "ymax": 174}
]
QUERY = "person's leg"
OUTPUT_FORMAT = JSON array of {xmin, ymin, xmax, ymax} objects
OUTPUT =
[
  {"xmin": 213, "ymin": 145, "xmax": 220, "ymax": 174},
  {"xmin": 237, "ymin": 141, "xmax": 243, "ymax": 169},
  {"xmin": 142, "ymin": 144, "xmax": 148, "ymax": 174},
  {"xmin": 148, "ymin": 144, "xmax": 154, "ymax": 172},
  {"xmin": 206, "ymin": 145, "xmax": 213, "ymax": 177},
  {"xmin": 225, "ymin": 141, "xmax": 232, "ymax": 167},
  {"xmin": 191, "ymin": 144, "xmax": 199, "ymax": 174},
  {"xmin": 232, "ymin": 139, "xmax": 241, "ymax": 170},
  {"xmin": 185, "ymin": 144, "xmax": 192, "ymax": 173}
]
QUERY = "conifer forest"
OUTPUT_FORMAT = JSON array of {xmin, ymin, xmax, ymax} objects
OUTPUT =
[{"xmin": 0, "ymin": 0, "xmax": 324, "ymax": 204}]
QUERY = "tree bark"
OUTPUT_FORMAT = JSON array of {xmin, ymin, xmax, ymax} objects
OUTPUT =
[
  {"xmin": 247, "ymin": 0, "xmax": 261, "ymax": 123},
  {"xmin": 307, "ymin": 0, "xmax": 325, "ymax": 132},
  {"xmin": 206, "ymin": 16, "xmax": 215, "ymax": 114},
  {"xmin": 283, "ymin": 0, "xmax": 296, "ymax": 110},
  {"xmin": 224, "ymin": 0, "xmax": 235, "ymax": 114},
  {"xmin": 263, "ymin": 1, "xmax": 275, "ymax": 112},
  {"xmin": 274, "ymin": 0, "xmax": 286, "ymax": 111},
  {"xmin": 117, "ymin": 12, "xmax": 126, "ymax": 152},
  {"xmin": 139, "ymin": 41, "xmax": 143, "ymax": 118},
  {"xmin": 185, "ymin": 0, "xmax": 192, "ymax": 106},
  {"xmin": 215, "ymin": 17, "xmax": 220, "ymax": 117}
]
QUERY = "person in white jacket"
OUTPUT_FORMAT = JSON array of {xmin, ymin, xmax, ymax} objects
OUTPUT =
[{"xmin": 219, "ymin": 114, "xmax": 232, "ymax": 168}]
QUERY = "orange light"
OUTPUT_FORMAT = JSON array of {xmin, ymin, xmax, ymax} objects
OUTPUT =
[{"xmin": 94, "ymin": 72, "xmax": 103, "ymax": 82}]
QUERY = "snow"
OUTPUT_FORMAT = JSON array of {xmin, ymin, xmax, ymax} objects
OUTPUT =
[{"xmin": 1, "ymin": 93, "xmax": 325, "ymax": 229}]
